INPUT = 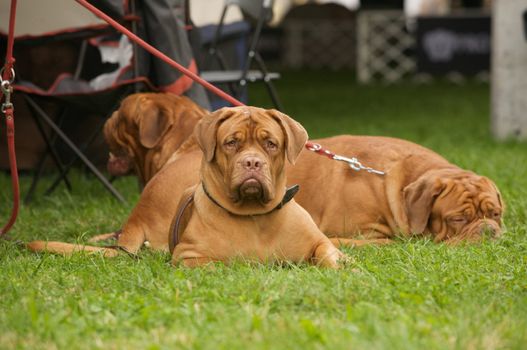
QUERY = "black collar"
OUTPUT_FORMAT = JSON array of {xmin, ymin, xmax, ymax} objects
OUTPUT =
[{"xmin": 201, "ymin": 182, "xmax": 299, "ymax": 216}]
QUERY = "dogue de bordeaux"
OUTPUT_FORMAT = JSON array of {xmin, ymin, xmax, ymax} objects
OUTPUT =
[
  {"xmin": 168, "ymin": 107, "xmax": 344, "ymax": 267},
  {"xmin": 102, "ymin": 94, "xmax": 504, "ymax": 245},
  {"xmin": 104, "ymin": 93, "xmax": 207, "ymax": 187},
  {"xmin": 27, "ymin": 102, "xmax": 504, "ymax": 257}
]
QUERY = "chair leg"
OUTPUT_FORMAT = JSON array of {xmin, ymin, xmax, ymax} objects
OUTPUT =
[
  {"xmin": 24, "ymin": 154, "xmax": 47, "ymax": 204},
  {"xmin": 45, "ymin": 109, "xmax": 73, "ymax": 192},
  {"xmin": 45, "ymin": 99, "xmax": 124, "ymax": 196},
  {"xmin": 24, "ymin": 103, "xmax": 73, "ymax": 203},
  {"xmin": 44, "ymin": 116, "xmax": 106, "ymax": 196},
  {"xmin": 253, "ymin": 52, "xmax": 284, "ymax": 111},
  {"xmin": 24, "ymin": 96, "xmax": 126, "ymax": 203},
  {"xmin": 264, "ymin": 79, "xmax": 284, "ymax": 111}
]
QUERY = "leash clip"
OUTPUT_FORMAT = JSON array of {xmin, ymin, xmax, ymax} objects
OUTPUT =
[
  {"xmin": 1, "ymin": 69, "xmax": 15, "ymax": 114},
  {"xmin": 0, "ymin": 67, "xmax": 15, "ymax": 85},
  {"xmin": 306, "ymin": 142, "xmax": 321, "ymax": 152},
  {"xmin": 306, "ymin": 142, "xmax": 385, "ymax": 175},
  {"xmin": 333, "ymin": 154, "xmax": 385, "ymax": 175}
]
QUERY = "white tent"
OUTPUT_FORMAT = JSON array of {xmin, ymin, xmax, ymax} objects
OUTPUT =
[{"xmin": 0, "ymin": 0, "xmax": 106, "ymax": 38}]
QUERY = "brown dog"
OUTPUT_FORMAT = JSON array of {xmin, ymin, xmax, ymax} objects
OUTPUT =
[
  {"xmin": 27, "ymin": 106, "xmax": 503, "ymax": 256},
  {"xmin": 288, "ymin": 136, "xmax": 503, "ymax": 244},
  {"xmin": 102, "ymin": 93, "xmax": 503, "ymax": 244},
  {"xmin": 104, "ymin": 93, "xmax": 207, "ymax": 186},
  {"xmin": 169, "ymin": 107, "xmax": 343, "ymax": 267}
]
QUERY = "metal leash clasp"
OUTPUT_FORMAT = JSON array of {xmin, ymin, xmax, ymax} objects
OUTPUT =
[
  {"xmin": 306, "ymin": 141, "xmax": 385, "ymax": 175},
  {"xmin": 1, "ymin": 67, "xmax": 15, "ymax": 115},
  {"xmin": 306, "ymin": 143, "xmax": 322, "ymax": 151},
  {"xmin": 333, "ymin": 154, "xmax": 385, "ymax": 175}
]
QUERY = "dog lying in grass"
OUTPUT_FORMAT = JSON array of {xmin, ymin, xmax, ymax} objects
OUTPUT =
[
  {"xmin": 27, "ymin": 97, "xmax": 504, "ymax": 257},
  {"xmin": 103, "ymin": 94, "xmax": 503, "ymax": 244},
  {"xmin": 168, "ymin": 107, "xmax": 344, "ymax": 267}
]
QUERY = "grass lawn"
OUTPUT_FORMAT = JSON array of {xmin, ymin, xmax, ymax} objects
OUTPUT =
[{"xmin": 1, "ymin": 71, "xmax": 526, "ymax": 349}]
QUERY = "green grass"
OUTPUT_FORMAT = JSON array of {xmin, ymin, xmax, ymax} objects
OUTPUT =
[{"xmin": 1, "ymin": 71, "xmax": 526, "ymax": 349}]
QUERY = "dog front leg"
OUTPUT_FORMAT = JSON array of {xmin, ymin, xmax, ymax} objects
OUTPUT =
[
  {"xmin": 116, "ymin": 225, "xmax": 147, "ymax": 255},
  {"xmin": 311, "ymin": 241, "xmax": 344, "ymax": 268}
]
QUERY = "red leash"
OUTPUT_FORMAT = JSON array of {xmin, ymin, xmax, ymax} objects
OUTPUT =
[
  {"xmin": 73, "ymin": 1, "xmax": 383, "ymax": 179},
  {"xmin": 75, "ymin": 0, "xmax": 245, "ymax": 108},
  {"xmin": 1, "ymin": 0, "xmax": 19, "ymax": 236}
]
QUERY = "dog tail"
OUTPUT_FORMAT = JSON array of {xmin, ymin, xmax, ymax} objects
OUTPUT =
[{"xmin": 26, "ymin": 241, "xmax": 119, "ymax": 257}]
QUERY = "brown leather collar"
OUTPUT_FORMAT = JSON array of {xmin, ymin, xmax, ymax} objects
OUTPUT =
[
  {"xmin": 170, "ymin": 183, "xmax": 300, "ymax": 251},
  {"xmin": 201, "ymin": 182, "xmax": 300, "ymax": 217}
]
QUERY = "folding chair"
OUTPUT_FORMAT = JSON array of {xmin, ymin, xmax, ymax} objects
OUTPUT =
[
  {"xmin": 14, "ymin": 48, "xmax": 151, "ymax": 203},
  {"xmin": 0, "ymin": 0, "xmax": 150, "ymax": 203},
  {"xmin": 199, "ymin": 0, "xmax": 283, "ymax": 110},
  {"xmin": 2, "ymin": 0, "xmax": 207, "ymax": 203}
]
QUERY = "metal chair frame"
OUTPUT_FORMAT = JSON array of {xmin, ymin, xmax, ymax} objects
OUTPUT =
[
  {"xmin": 200, "ymin": 0, "xmax": 283, "ymax": 110},
  {"xmin": 16, "ymin": 2, "xmax": 145, "ymax": 203}
]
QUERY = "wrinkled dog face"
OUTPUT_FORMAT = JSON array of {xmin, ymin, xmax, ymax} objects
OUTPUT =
[
  {"xmin": 216, "ymin": 110, "xmax": 285, "ymax": 204},
  {"xmin": 104, "ymin": 94, "xmax": 174, "ymax": 177},
  {"xmin": 196, "ymin": 106, "xmax": 307, "ymax": 208},
  {"xmin": 429, "ymin": 175, "xmax": 503, "ymax": 243},
  {"xmin": 104, "ymin": 110, "xmax": 134, "ymax": 176},
  {"xmin": 405, "ymin": 169, "xmax": 504, "ymax": 243}
]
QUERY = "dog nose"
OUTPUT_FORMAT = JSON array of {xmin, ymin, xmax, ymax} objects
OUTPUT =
[
  {"xmin": 479, "ymin": 222, "xmax": 500, "ymax": 239},
  {"xmin": 243, "ymin": 156, "xmax": 262, "ymax": 171}
]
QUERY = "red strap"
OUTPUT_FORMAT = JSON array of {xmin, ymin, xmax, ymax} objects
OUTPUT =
[
  {"xmin": 79, "ymin": 0, "xmax": 344, "ymax": 172},
  {"xmin": 1, "ymin": 107, "xmax": 19, "ymax": 236},
  {"xmin": 304, "ymin": 141, "xmax": 336, "ymax": 160},
  {"xmin": 1, "ymin": 0, "xmax": 19, "ymax": 237},
  {"xmin": 3, "ymin": 0, "xmax": 17, "ymax": 78},
  {"xmin": 75, "ymin": 0, "xmax": 245, "ymax": 107}
]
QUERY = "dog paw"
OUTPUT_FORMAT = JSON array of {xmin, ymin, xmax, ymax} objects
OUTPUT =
[{"xmin": 337, "ymin": 252, "xmax": 354, "ymax": 266}]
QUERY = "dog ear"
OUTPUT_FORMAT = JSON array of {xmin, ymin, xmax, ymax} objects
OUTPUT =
[
  {"xmin": 403, "ymin": 175, "xmax": 445, "ymax": 234},
  {"xmin": 481, "ymin": 176, "xmax": 505, "ymax": 213},
  {"xmin": 268, "ymin": 109, "xmax": 308, "ymax": 164},
  {"xmin": 138, "ymin": 102, "xmax": 173, "ymax": 149},
  {"xmin": 103, "ymin": 111, "xmax": 119, "ymax": 146},
  {"xmin": 194, "ymin": 108, "xmax": 235, "ymax": 162},
  {"xmin": 495, "ymin": 187, "xmax": 504, "ymax": 212}
]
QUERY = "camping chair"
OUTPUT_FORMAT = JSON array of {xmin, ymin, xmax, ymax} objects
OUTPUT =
[
  {"xmin": 0, "ymin": 0, "xmax": 150, "ymax": 203},
  {"xmin": 199, "ymin": 0, "xmax": 283, "ymax": 110}
]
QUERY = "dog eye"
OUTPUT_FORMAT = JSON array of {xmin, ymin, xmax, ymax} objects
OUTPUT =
[
  {"xmin": 224, "ymin": 140, "xmax": 237, "ymax": 149},
  {"xmin": 490, "ymin": 211, "xmax": 501, "ymax": 220},
  {"xmin": 449, "ymin": 216, "xmax": 467, "ymax": 224},
  {"xmin": 265, "ymin": 140, "xmax": 277, "ymax": 151}
]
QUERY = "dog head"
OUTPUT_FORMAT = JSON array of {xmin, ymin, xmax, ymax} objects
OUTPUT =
[
  {"xmin": 404, "ymin": 168, "xmax": 504, "ymax": 243},
  {"xmin": 195, "ymin": 106, "xmax": 308, "ymax": 215},
  {"xmin": 104, "ymin": 93, "xmax": 206, "ymax": 185}
]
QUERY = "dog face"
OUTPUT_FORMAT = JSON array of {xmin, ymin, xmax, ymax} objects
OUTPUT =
[
  {"xmin": 404, "ymin": 169, "xmax": 504, "ymax": 243},
  {"xmin": 195, "ymin": 106, "xmax": 307, "ymax": 212},
  {"xmin": 104, "ymin": 93, "xmax": 206, "ymax": 184},
  {"xmin": 104, "ymin": 93, "xmax": 175, "ymax": 176},
  {"xmin": 104, "ymin": 111, "xmax": 134, "ymax": 177}
]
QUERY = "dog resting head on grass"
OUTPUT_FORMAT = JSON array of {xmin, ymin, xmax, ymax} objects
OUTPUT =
[
  {"xmin": 104, "ymin": 93, "xmax": 207, "ymax": 186},
  {"xmin": 288, "ymin": 135, "xmax": 505, "ymax": 245},
  {"xmin": 403, "ymin": 167, "xmax": 504, "ymax": 243},
  {"xmin": 169, "ymin": 106, "xmax": 345, "ymax": 268}
]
